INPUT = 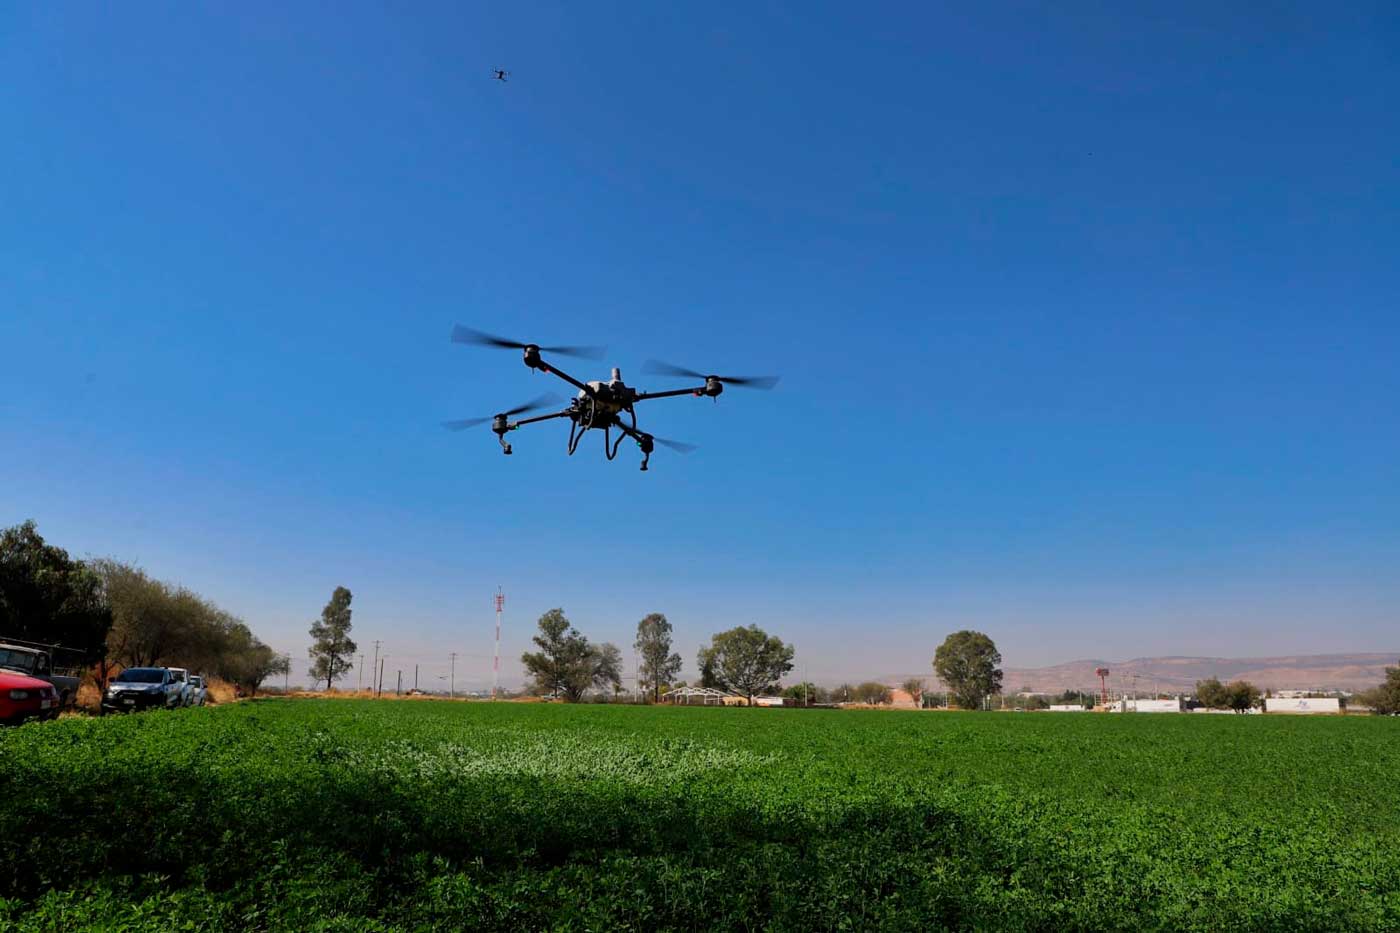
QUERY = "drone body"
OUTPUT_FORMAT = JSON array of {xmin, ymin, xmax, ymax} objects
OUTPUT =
[{"xmin": 444, "ymin": 326, "xmax": 776, "ymax": 470}]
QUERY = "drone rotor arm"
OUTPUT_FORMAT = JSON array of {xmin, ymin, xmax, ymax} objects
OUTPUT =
[
  {"xmin": 533, "ymin": 357, "xmax": 596, "ymax": 397},
  {"xmin": 632, "ymin": 386, "xmax": 709, "ymax": 402},
  {"xmin": 507, "ymin": 408, "xmax": 573, "ymax": 430}
]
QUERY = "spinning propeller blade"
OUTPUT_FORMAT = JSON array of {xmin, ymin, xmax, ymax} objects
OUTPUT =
[
  {"xmin": 649, "ymin": 434, "xmax": 698, "ymax": 454},
  {"xmin": 441, "ymin": 392, "xmax": 563, "ymax": 431},
  {"xmin": 641, "ymin": 359, "xmax": 779, "ymax": 390},
  {"xmin": 450, "ymin": 325, "xmax": 606, "ymax": 360}
]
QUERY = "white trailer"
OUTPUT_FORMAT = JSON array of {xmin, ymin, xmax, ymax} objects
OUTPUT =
[
  {"xmin": 1264, "ymin": 697, "xmax": 1340, "ymax": 714},
  {"xmin": 1112, "ymin": 698, "xmax": 1182, "ymax": 713}
]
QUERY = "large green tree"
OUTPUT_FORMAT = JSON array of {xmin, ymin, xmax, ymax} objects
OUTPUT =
[
  {"xmin": 520, "ymin": 609, "xmax": 619, "ymax": 702},
  {"xmin": 594, "ymin": 642, "xmax": 624, "ymax": 696},
  {"xmin": 1358, "ymin": 662, "xmax": 1400, "ymax": 715},
  {"xmin": 634, "ymin": 612, "xmax": 682, "ymax": 702},
  {"xmin": 933, "ymin": 630, "xmax": 1002, "ymax": 710},
  {"xmin": 0, "ymin": 520, "xmax": 111, "ymax": 665},
  {"xmin": 95, "ymin": 560, "xmax": 195, "ymax": 669},
  {"xmin": 224, "ymin": 630, "xmax": 289, "ymax": 696},
  {"xmin": 697, "ymin": 651, "xmax": 722, "ymax": 689},
  {"xmin": 1223, "ymin": 680, "xmax": 1262, "ymax": 713},
  {"xmin": 1195, "ymin": 677, "xmax": 1229, "ymax": 709},
  {"xmin": 696, "ymin": 625, "xmax": 794, "ymax": 705},
  {"xmin": 308, "ymin": 586, "xmax": 356, "ymax": 691},
  {"xmin": 96, "ymin": 557, "xmax": 278, "ymax": 692}
]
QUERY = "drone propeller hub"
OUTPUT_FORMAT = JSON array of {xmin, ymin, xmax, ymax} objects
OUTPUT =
[{"xmin": 704, "ymin": 377, "xmax": 724, "ymax": 397}]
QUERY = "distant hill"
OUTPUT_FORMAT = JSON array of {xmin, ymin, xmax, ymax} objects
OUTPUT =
[{"xmin": 887, "ymin": 652, "xmax": 1398, "ymax": 695}]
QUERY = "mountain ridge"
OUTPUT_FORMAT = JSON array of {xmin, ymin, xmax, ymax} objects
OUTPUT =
[{"xmin": 886, "ymin": 651, "xmax": 1399, "ymax": 694}]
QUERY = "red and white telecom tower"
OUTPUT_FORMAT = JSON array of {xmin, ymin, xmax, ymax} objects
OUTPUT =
[
  {"xmin": 492, "ymin": 587, "xmax": 504, "ymax": 700},
  {"xmin": 1095, "ymin": 667, "xmax": 1111, "ymax": 707}
]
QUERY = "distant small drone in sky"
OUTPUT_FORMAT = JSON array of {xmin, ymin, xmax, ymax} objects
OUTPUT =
[{"xmin": 492, "ymin": 69, "xmax": 509, "ymax": 82}]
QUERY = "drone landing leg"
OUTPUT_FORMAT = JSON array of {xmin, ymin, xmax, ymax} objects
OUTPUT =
[{"xmin": 611, "ymin": 419, "xmax": 653, "ymax": 471}]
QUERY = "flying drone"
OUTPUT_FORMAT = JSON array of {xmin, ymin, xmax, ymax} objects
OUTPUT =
[
  {"xmin": 443, "ymin": 326, "xmax": 778, "ymax": 470},
  {"xmin": 492, "ymin": 69, "xmax": 509, "ymax": 82}
]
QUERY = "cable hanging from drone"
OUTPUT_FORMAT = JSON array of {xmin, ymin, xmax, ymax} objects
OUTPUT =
[{"xmin": 567, "ymin": 396, "xmax": 599, "ymax": 455}]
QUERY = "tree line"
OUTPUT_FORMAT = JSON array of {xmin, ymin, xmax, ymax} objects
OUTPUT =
[
  {"xmin": 516, "ymin": 615, "xmax": 1010, "ymax": 709},
  {"xmin": 519, "ymin": 609, "xmax": 796, "ymax": 704},
  {"xmin": 0, "ymin": 521, "xmax": 288, "ymax": 695}
]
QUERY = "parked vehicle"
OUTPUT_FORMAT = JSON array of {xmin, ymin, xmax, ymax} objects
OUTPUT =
[
  {"xmin": 0, "ymin": 668, "xmax": 61, "ymax": 725},
  {"xmin": 188, "ymin": 675, "xmax": 208, "ymax": 707},
  {"xmin": 166, "ymin": 667, "xmax": 193, "ymax": 707},
  {"xmin": 101, "ymin": 668, "xmax": 182, "ymax": 713},
  {"xmin": 0, "ymin": 640, "xmax": 81, "ymax": 712}
]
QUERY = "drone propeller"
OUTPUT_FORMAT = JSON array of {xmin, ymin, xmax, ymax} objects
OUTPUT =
[
  {"xmin": 641, "ymin": 359, "xmax": 779, "ymax": 390},
  {"xmin": 450, "ymin": 325, "xmax": 606, "ymax": 361},
  {"xmin": 645, "ymin": 433, "xmax": 698, "ymax": 454},
  {"xmin": 441, "ymin": 393, "xmax": 563, "ymax": 431}
]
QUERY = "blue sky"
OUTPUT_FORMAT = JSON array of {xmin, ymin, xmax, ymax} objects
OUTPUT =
[{"xmin": 3, "ymin": 3, "xmax": 1397, "ymax": 687}]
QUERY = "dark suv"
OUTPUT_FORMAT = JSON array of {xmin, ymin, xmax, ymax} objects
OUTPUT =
[{"xmin": 102, "ymin": 668, "xmax": 182, "ymax": 713}]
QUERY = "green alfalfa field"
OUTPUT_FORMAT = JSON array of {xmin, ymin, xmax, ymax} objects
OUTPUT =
[{"xmin": 1, "ymin": 700, "xmax": 1396, "ymax": 931}]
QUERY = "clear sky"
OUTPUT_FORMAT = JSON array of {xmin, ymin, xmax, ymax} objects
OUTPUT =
[{"xmin": 3, "ymin": 3, "xmax": 1397, "ymax": 688}]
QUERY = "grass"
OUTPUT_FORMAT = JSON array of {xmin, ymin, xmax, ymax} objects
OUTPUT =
[{"xmin": 1, "ymin": 699, "xmax": 1397, "ymax": 930}]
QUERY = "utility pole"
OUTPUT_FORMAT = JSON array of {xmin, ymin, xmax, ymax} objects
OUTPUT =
[
  {"xmin": 449, "ymin": 652, "xmax": 457, "ymax": 699},
  {"xmin": 493, "ymin": 588, "xmax": 504, "ymax": 701},
  {"xmin": 371, "ymin": 641, "xmax": 381, "ymax": 695},
  {"xmin": 414, "ymin": 664, "xmax": 419, "ymax": 692},
  {"xmin": 284, "ymin": 654, "xmax": 291, "ymax": 694},
  {"xmin": 377, "ymin": 657, "xmax": 385, "ymax": 697},
  {"xmin": 357, "ymin": 654, "xmax": 364, "ymax": 691},
  {"xmin": 396, "ymin": 670, "xmax": 402, "ymax": 696}
]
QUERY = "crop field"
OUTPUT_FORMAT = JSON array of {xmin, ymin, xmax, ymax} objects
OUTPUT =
[{"xmin": 1, "ymin": 701, "xmax": 1397, "ymax": 931}]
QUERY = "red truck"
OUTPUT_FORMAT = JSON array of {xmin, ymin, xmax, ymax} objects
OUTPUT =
[
  {"xmin": 0, "ymin": 640, "xmax": 82, "ymax": 712},
  {"xmin": 0, "ymin": 668, "xmax": 60, "ymax": 725}
]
